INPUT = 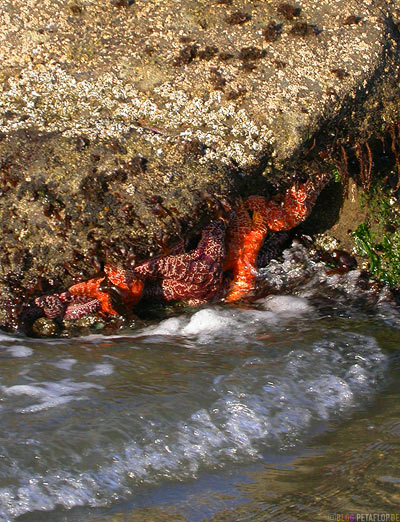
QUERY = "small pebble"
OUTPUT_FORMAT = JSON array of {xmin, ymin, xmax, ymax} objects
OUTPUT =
[{"xmin": 32, "ymin": 317, "xmax": 57, "ymax": 337}]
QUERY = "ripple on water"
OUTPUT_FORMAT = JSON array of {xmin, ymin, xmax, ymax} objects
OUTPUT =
[
  {"xmin": 87, "ymin": 363, "xmax": 114, "ymax": 376},
  {"xmin": 0, "ymin": 243, "xmax": 397, "ymax": 520},
  {"xmin": 3, "ymin": 379, "xmax": 103, "ymax": 414},
  {"xmin": 5, "ymin": 345, "xmax": 33, "ymax": 358},
  {"xmin": 0, "ymin": 313, "xmax": 389, "ymax": 520},
  {"xmin": 52, "ymin": 358, "xmax": 77, "ymax": 371}
]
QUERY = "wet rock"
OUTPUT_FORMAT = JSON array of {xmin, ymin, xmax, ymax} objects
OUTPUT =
[
  {"xmin": 289, "ymin": 22, "xmax": 319, "ymax": 37},
  {"xmin": 61, "ymin": 314, "xmax": 106, "ymax": 336},
  {"xmin": 65, "ymin": 314, "xmax": 103, "ymax": 329},
  {"xmin": 32, "ymin": 317, "xmax": 57, "ymax": 337},
  {"xmin": 331, "ymin": 249, "xmax": 357, "ymax": 271},
  {"xmin": 277, "ymin": 3, "xmax": 301, "ymax": 20},
  {"xmin": 0, "ymin": 0, "xmax": 400, "ymax": 330},
  {"xmin": 263, "ymin": 22, "xmax": 281, "ymax": 43},
  {"xmin": 226, "ymin": 10, "xmax": 251, "ymax": 25}
]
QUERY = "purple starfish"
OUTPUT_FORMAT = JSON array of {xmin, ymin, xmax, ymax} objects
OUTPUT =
[
  {"xmin": 134, "ymin": 220, "xmax": 227, "ymax": 304},
  {"xmin": 34, "ymin": 292, "xmax": 100, "ymax": 321}
]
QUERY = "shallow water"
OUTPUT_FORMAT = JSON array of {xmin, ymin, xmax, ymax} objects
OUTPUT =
[{"xmin": 1, "ymin": 243, "xmax": 400, "ymax": 521}]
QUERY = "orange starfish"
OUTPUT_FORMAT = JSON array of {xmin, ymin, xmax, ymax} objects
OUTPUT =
[
  {"xmin": 104, "ymin": 264, "xmax": 145, "ymax": 308},
  {"xmin": 224, "ymin": 172, "xmax": 329, "ymax": 302},
  {"xmin": 68, "ymin": 265, "xmax": 144, "ymax": 316},
  {"xmin": 68, "ymin": 277, "xmax": 116, "ymax": 315}
]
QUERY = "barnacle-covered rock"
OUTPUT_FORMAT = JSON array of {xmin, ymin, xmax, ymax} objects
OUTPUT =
[
  {"xmin": 1, "ymin": 0, "xmax": 400, "ymax": 330},
  {"xmin": 32, "ymin": 317, "xmax": 57, "ymax": 337}
]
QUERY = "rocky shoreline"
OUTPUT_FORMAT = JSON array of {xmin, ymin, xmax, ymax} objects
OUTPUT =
[{"xmin": 1, "ymin": 0, "xmax": 400, "ymax": 331}]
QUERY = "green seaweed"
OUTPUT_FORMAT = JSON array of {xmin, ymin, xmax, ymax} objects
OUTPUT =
[
  {"xmin": 353, "ymin": 223, "xmax": 381, "ymax": 273},
  {"xmin": 332, "ymin": 165, "xmax": 342, "ymax": 183},
  {"xmin": 353, "ymin": 177, "xmax": 400, "ymax": 288}
]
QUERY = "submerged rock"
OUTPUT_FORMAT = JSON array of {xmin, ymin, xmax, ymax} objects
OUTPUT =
[
  {"xmin": 32, "ymin": 317, "xmax": 57, "ymax": 337},
  {"xmin": 0, "ymin": 0, "xmax": 400, "ymax": 329}
]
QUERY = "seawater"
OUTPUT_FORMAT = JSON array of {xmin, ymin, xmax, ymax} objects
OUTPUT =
[{"xmin": 0, "ymin": 242, "xmax": 400, "ymax": 521}]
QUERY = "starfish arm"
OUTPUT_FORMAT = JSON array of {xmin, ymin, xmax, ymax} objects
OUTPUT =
[
  {"xmin": 34, "ymin": 294, "xmax": 66, "ymax": 319},
  {"xmin": 68, "ymin": 277, "xmax": 118, "ymax": 316},
  {"xmin": 104, "ymin": 264, "xmax": 144, "ymax": 306},
  {"xmin": 182, "ymin": 222, "xmax": 226, "ymax": 286},
  {"xmin": 262, "ymin": 185, "xmax": 313, "ymax": 231},
  {"xmin": 160, "ymin": 277, "xmax": 222, "ymax": 302},
  {"xmin": 224, "ymin": 250, "xmax": 259, "ymax": 303},
  {"xmin": 134, "ymin": 221, "xmax": 225, "ymax": 286},
  {"xmin": 160, "ymin": 280, "xmax": 199, "ymax": 301},
  {"xmin": 248, "ymin": 173, "xmax": 330, "ymax": 232},
  {"xmin": 225, "ymin": 200, "xmax": 270, "ymax": 302},
  {"xmin": 245, "ymin": 196, "xmax": 289, "ymax": 231},
  {"xmin": 224, "ymin": 202, "xmax": 252, "ymax": 271},
  {"xmin": 226, "ymin": 174, "xmax": 330, "ymax": 302},
  {"xmin": 34, "ymin": 289, "xmax": 104, "ymax": 321},
  {"xmin": 64, "ymin": 297, "xmax": 100, "ymax": 321},
  {"xmin": 143, "ymin": 279, "xmax": 204, "ymax": 302},
  {"xmin": 133, "ymin": 252, "xmax": 191, "ymax": 280},
  {"xmin": 196, "ymin": 221, "xmax": 226, "ymax": 258}
]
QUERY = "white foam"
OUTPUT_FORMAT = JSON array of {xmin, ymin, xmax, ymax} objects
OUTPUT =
[
  {"xmin": 258, "ymin": 242, "xmax": 395, "ymax": 313},
  {"xmin": 146, "ymin": 317, "xmax": 184, "ymax": 336},
  {"xmin": 3, "ymin": 379, "xmax": 103, "ymax": 414},
  {"xmin": 181, "ymin": 309, "xmax": 234, "ymax": 336},
  {"xmin": 138, "ymin": 307, "xmax": 279, "ymax": 345},
  {"xmin": 6, "ymin": 385, "xmax": 46, "ymax": 398},
  {"xmin": 52, "ymin": 359, "xmax": 77, "ymax": 371},
  {"xmin": 0, "ymin": 331, "xmax": 388, "ymax": 520},
  {"xmin": 259, "ymin": 295, "xmax": 313, "ymax": 315},
  {"xmin": 0, "ymin": 333, "xmax": 19, "ymax": 342},
  {"xmin": 87, "ymin": 363, "xmax": 114, "ymax": 376},
  {"xmin": 6, "ymin": 345, "xmax": 33, "ymax": 358}
]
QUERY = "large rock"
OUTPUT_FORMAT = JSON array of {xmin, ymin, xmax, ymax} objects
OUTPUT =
[{"xmin": 0, "ymin": 0, "xmax": 400, "ymax": 329}]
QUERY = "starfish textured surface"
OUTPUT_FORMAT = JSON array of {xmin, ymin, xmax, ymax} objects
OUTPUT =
[
  {"xmin": 225, "ymin": 172, "xmax": 330, "ymax": 302},
  {"xmin": 64, "ymin": 296, "xmax": 100, "ymax": 321},
  {"xmin": 68, "ymin": 265, "xmax": 144, "ymax": 317},
  {"xmin": 34, "ymin": 294, "xmax": 68, "ymax": 319},
  {"xmin": 104, "ymin": 264, "xmax": 145, "ymax": 307},
  {"xmin": 68, "ymin": 277, "xmax": 118, "ymax": 316},
  {"xmin": 134, "ymin": 220, "xmax": 227, "ymax": 304},
  {"xmin": 34, "ymin": 291, "xmax": 100, "ymax": 321}
]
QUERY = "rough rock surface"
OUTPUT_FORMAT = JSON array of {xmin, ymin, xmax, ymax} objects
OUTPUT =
[{"xmin": 0, "ymin": 0, "xmax": 400, "ymax": 329}]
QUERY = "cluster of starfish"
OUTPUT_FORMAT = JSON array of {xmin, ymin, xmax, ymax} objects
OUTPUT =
[{"xmin": 32, "ymin": 172, "xmax": 330, "ymax": 323}]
